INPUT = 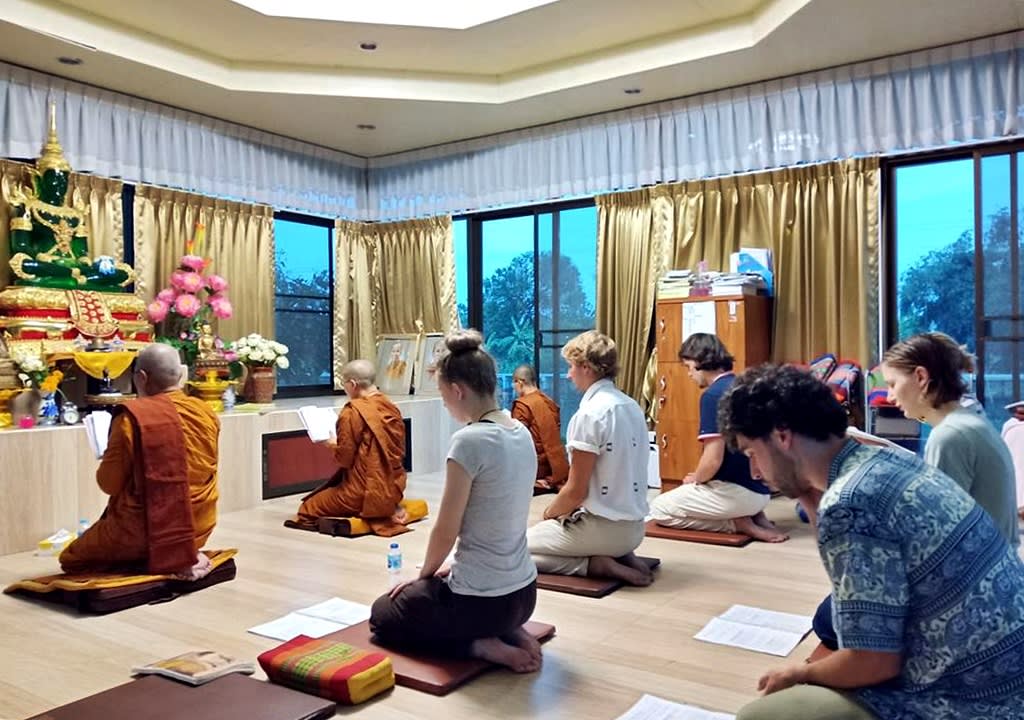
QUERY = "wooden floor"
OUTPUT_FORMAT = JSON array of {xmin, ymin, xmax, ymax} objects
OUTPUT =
[{"xmin": 0, "ymin": 474, "xmax": 832, "ymax": 720}]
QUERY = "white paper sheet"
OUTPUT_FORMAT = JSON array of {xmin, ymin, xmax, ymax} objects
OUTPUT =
[
  {"xmin": 298, "ymin": 405, "xmax": 338, "ymax": 443},
  {"xmin": 247, "ymin": 597, "xmax": 372, "ymax": 642},
  {"xmin": 682, "ymin": 301, "xmax": 717, "ymax": 341},
  {"xmin": 718, "ymin": 604, "xmax": 814, "ymax": 635},
  {"xmin": 298, "ymin": 597, "xmax": 371, "ymax": 626},
  {"xmin": 694, "ymin": 604, "xmax": 812, "ymax": 657},
  {"xmin": 246, "ymin": 612, "xmax": 345, "ymax": 642},
  {"xmin": 616, "ymin": 694, "xmax": 734, "ymax": 720},
  {"xmin": 84, "ymin": 411, "xmax": 111, "ymax": 459}
]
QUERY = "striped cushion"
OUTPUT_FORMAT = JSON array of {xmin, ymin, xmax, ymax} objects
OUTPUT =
[{"xmin": 258, "ymin": 636, "xmax": 394, "ymax": 705}]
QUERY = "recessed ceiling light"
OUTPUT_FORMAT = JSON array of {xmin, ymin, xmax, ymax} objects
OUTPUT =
[
  {"xmin": 356, "ymin": 124, "xmax": 376, "ymax": 130},
  {"xmin": 57, "ymin": 56, "xmax": 83, "ymax": 66},
  {"xmin": 624, "ymin": 88, "xmax": 642, "ymax": 95},
  {"xmin": 359, "ymin": 42, "xmax": 378, "ymax": 51}
]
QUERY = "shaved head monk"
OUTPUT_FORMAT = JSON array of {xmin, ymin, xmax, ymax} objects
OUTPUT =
[
  {"xmin": 511, "ymin": 365, "xmax": 568, "ymax": 493},
  {"xmin": 60, "ymin": 343, "xmax": 219, "ymax": 579},
  {"xmin": 291, "ymin": 359, "xmax": 408, "ymax": 534}
]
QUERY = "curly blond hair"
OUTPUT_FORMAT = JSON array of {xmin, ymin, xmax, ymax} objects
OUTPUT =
[{"xmin": 561, "ymin": 331, "xmax": 618, "ymax": 380}]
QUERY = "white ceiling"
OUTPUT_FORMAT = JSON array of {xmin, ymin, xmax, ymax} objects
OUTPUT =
[{"xmin": 0, "ymin": 0, "xmax": 1022, "ymax": 157}]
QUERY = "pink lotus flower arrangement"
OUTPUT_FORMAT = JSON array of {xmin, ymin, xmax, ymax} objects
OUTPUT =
[
  {"xmin": 147, "ymin": 255, "xmax": 233, "ymax": 324},
  {"xmin": 148, "ymin": 255, "xmax": 234, "ymax": 366}
]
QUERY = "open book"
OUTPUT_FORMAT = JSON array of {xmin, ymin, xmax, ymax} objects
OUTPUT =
[
  {"xmin": 131, "ymin": 650, "xmax": 255, "ymax": 686},
  {"xmin": 298, "ymin": 405, "xmax": 338, "ymax": 443},
  {"xmin": 694, "ymin": 604, "xmax": 812, "ymax": 657},
  {"xmin": 846, "ymin": 426, "xmax": 916, "ymax": 456},
  {"xmin": 248, "ymin": 597, "xmax": 371, "ymax": 642},
  {"xmin": 83, "ymin": 411, "xmax": 112, "ymax": 459}
]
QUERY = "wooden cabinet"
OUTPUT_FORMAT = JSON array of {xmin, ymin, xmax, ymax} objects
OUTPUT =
[{"xmin": 654, "ymin": 295, "xmax": 772, "ymax": 485}]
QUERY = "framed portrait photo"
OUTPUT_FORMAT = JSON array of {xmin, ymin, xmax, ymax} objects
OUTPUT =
[
  {"xmin": 414, "ymin": 333, "xmax": 445, "ymax": 396},
  {"xmin": 375, "ymin": 334, "xmax": 419, "ymax": 396}
]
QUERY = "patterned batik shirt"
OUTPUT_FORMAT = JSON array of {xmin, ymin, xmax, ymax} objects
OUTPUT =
[{"xmin": 819, "ymin": 441, "xmax": 1024, "ymax": 720}]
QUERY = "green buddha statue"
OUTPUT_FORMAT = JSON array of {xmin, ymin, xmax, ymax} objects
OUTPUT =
[{"xmin": 3, "ymin": 105, "xmax": 134, "ymax": 291}]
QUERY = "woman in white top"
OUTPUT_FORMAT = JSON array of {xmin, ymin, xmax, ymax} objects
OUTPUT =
[
  {"xmin": 527, "ymin": 331, "xmax": 653, "ymax": 586},
  {"xmin": 370, "ymin": 330, "xmax": 541, "ymax": 673}
]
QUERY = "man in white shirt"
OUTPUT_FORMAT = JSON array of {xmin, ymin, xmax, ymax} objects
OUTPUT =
[{"xmin": 527, "ymin": 331, "xmax": 653, "ymax": 586}]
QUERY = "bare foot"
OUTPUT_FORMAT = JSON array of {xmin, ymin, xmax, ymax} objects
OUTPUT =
[
  {"xmin": 734, "ymin": 516, "xmax": 789, "ymax": 543},
  {"xmin": 508, "ymin": 625, "xmax": 543, "ymax": 665},
  {"xmin": 172, "ymin": 552, "xmax": 213, "ymax": 581},
  {"xmin": 751, "ymin": 511, "xmax": 776, "ymax": 530},
  {"xmin": 588, "ymin": 555, "xmax": 654, "ymax": 586},
  {"xmin": 616, "ymin": 551, "xmax": 656, "ymax": 581},
  {"xmin": 469, "ymin": 637, "xmax": 540, "ymax": 673},
  {"xmin": 390, "ymin": 506, "xmax": 409, "ymax": 525}
]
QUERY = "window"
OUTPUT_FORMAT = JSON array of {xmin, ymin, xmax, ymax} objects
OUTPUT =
[
  {"xmin": 273, "ymin": 213, "xmax": 333, "ymax": 393},
  {"xmin": 465, "ymin": 202, "xmax": 598, "ymax": 432},
  {"xmin": 887, "ymin": 143, "xmax": 1024, "ymax": 426}
]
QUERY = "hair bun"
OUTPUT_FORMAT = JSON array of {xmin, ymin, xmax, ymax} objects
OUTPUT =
[{"xmin": 445, "ymin": 329, "xmax": 484, "ymax": 355}]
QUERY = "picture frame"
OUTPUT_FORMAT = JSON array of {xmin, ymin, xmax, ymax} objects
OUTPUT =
[
  {"xmin": 375, "ymin": 334, "xmax": 419, "ymax": 396},
  {"xmin": 414, "ymin": 333, "xmax": 445, "ymax": 396}
]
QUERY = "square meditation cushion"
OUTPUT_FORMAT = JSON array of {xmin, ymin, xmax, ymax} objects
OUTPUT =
[{"xmin": 258, "ymin": 635, "xmax": 394, "ymax": 705}]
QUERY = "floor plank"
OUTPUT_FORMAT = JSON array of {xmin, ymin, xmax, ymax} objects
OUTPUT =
[{"xmin": 0, "ymin": 473, "xmax": 830, "ymax": 719}]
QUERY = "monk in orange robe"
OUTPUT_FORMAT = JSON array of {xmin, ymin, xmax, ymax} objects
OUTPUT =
[
  {"xmin": 60, "ymin": 343, "xmax": 219, "ymax": 578},
  {"xmin": 511, "ymin": 364, "xmax": 568, "ymax": 493},
  {"xmin": 292, "ymin": 359, "xmax": 408, "ymax": 534}
]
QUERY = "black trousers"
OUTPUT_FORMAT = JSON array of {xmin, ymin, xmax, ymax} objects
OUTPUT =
[{"xmin": 369, "ymin": 576, "xmax": 537, "ymax": 658}]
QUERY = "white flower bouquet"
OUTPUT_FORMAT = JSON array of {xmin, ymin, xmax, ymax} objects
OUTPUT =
[{"xmin": 231, "ymin": 333, "xmax": 290, "ymax": 370}]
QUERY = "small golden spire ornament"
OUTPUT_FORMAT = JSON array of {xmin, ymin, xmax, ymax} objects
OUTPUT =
[{"xmin": 36, "ymin": 103, "xmax": 71, "ymax": 174}]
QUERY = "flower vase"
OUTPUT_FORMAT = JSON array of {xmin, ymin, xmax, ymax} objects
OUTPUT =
[
  {"xmin": 247, "ymin": 366, "xmax": 276, "ymax": 404},
  {"xmin": 37, "ymin": 392, "xmax": 59, "ymax": 426}
]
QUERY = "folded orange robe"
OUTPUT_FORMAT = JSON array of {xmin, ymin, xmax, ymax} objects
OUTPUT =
[
  {"xmin": 512, "ymin": 390, "xmax": 569, "ymax": 490},
  {"xmin": 60, "ymin": 391, "xmax": 220, "ymax": 574},
  {"xmin": 295, "ymin": 394, "xmax": 407, "ymax": 534}
]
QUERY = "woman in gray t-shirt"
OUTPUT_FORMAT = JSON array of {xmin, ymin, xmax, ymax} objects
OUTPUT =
[
  {"xmin": 881, "ymin": 332, "xmax": 1018, "ymax": 546},
  {"xmin": 370, "ymin": 330, "xmax": 541, "ymax": 673}
]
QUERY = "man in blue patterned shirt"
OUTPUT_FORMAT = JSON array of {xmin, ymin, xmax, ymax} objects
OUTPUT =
[{"xmin": 719, "ymin": 365, "xmax": 1024, "ymax": 720}]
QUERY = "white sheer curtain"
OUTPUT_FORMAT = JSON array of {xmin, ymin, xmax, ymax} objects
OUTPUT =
[
  {"xmin": 368, "ymin": 31, "xmax": 1024, "ymax": 219},
  {"xmin": 1, "ymin": 32, "xmax": 1022, "ymax": 222},
  {"xmin": 0, "ymin": 63, "xmax": 367, "ymax": 218}
]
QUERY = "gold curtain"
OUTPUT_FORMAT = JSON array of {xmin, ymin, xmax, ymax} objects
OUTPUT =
[
  {"xmin": 0, "ymin": 161, "xmax": 125, "ymax": 290},
  {"xmin": 134, "ymin": 185, "xmax": 275, "ymax": 341},
  {"xmin": 69, "ymin": 174, "xmax": 123, "ymax": 265},
  {"xmin": 595, "ymin": 189, "xmax": 665, "ymax": 403},
  {"xmin": 333, "ymin": 216, "xmax": 456, "ymax": 389},
  {"xmin": 659, "ymin": 158, "xmax": 880, "ymax": 365},
  {"xmin": 334, "ymin": 219, "xmax": 380, "ymax": 378}
]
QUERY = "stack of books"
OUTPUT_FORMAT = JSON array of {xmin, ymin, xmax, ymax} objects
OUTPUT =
[
  {"xmin": 709, "ymin": 272, "xmax": 767, "ymax": 296},
  {"xmin": 657, "ymin": 270, "xmax": 692, "ymax": 299}
]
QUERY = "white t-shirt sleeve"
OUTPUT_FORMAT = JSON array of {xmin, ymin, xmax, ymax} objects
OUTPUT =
[
  {"xmin": 447, "ymin": 428, "xmax": 483, "ymax": 477},
  {"xmin": 567, "ymin": 407, "xmax": 606, "ymax": 455}
]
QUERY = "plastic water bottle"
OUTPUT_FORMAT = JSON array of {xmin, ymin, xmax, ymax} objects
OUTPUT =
[
  {"xmin": 387, "ymin": 542, "xmax": 402, "ymax": 588},
  {"xmin": 78, "ymin": 518, "xmax": 90, "ymax": 537},
  {"xmin": 222, "ymin": 385, "xmax": 236, "ymax": 412}
]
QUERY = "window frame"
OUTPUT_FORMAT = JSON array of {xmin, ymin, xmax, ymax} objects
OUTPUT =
[
  {"xmin": 882, "ymin": 138, "xmax": 1024, "ymax": 412},
  {"xmin": 272, "ymin": 209, "xmax": 338, "ymax": 398}
]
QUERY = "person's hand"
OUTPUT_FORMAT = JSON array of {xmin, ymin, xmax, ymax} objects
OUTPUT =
[
  {"xmin": 757, "ymin": 664, "xmax": 805, "ymax": 695},
  {"xmin": 434, "ymin": 564, "xmax": 451, "ymax": 578},
  {"xmin": 682, "ymin": 473, "xmax": 698, "ymax": 484},
  {"xmin": 388, "ymin": 578, "xmax": 417, "ymax": 599},
  {"xmin": 319, "ymin": 438, "xmax": 338, "ymax": 448}
]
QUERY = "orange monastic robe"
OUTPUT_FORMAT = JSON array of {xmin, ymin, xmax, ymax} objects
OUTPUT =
[
  {"xmin": 296, "ymin": 393, "xmax": 407, "ymax": 527},
  {"xmin": 511, "ymin": 390, "xmax": 569, "ymax": 490},
  {"xmin": 60, "ymin": 391, "xmax": 220, "ymax": 574}
]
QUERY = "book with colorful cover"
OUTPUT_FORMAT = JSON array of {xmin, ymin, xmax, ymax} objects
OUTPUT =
[{"xmin": 131, "ymin": 651, "xmax": 255, "ymax": 686}]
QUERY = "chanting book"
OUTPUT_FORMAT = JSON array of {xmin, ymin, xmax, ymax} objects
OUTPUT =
[
  {"xmin": 298, "ymin": 405, "xmax": 338, "ymax": 443},
  {"xmin": 83, "ymin": 410, "xmax": 112, "ymax": 459},
  {"xmin": 132, "ymin": 651, "xmax": 255, "ymax": 686}
]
